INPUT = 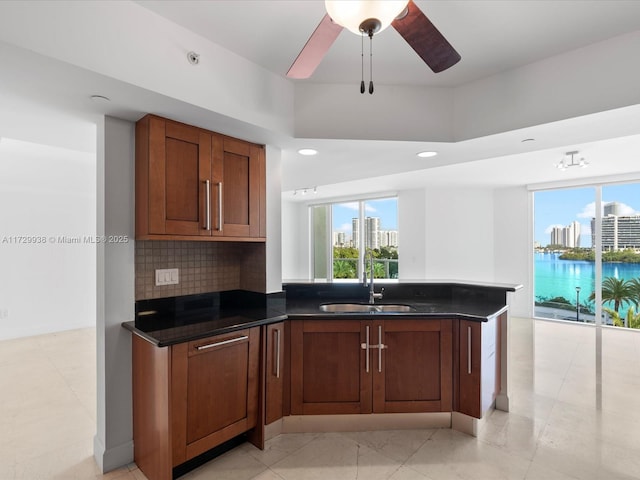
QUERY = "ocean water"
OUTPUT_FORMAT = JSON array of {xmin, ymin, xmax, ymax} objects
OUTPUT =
[{"xmin": 535, "ymin": 252, "xmax": 640, "ymax": 315}]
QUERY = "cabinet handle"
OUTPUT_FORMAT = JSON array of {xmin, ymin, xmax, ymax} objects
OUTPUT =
[
  {"xmin": 195, "ymin": 335, "xmax": 248, "ymax": 351},
  {"xmin": 361, "ymin": 325, "xmax": 370, "ymax": 373},
  {"xmin": 467, "ymin": 326, "xmax": 472, "ymax": 374},
  {"xmin": 204, "ymin": 180, "xmax": 211, "ymax": 231},
  {"xmin": 377, "ymin": 325, "xmax": 386, "ymax": 373},
  {"xmin": 217, "ymin": 182, "xmax": 223, "ymax": 231},
  {"xmin": 274, "ymin": 328, "xmax": 281, "ymax": 378}
]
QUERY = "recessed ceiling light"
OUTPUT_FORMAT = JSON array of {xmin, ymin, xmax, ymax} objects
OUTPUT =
[
  {"xmin": 90, "ymin": 95, "xmax": 111, "ymax": 103},
  {"xmin": 417, "ymin": 151, "xmax": 438, "ymax": 158},
  {"xmin": 298, "ymin": 148, "xmax": 318, "ymax": 156}
]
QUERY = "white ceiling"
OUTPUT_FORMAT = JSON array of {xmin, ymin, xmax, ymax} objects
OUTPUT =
[
  {"xmin": 1, "ymin": 1, "xmax": 640, "ymax": 199},
  {"xmin": 136, "ymin": 0, "xmax": 640, "ymax": 87}
]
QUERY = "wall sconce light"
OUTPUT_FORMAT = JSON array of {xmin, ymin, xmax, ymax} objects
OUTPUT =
[
  {"xmin": 555, "ymin": 151, "xmax": 588, "ymax": 171},
  {"xmin": 293, "ymin": 186, "xmax": 318, "ymax": 196}
]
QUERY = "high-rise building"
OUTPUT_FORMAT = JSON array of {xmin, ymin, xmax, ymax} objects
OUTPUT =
[
  {"xmin": 566, "ymin": 221, "xmax": 580, "ymax": 247},
  {"xmin": 550, "ymin": 226, "xmax": 563, "ymax": 246},
  {"xmin": 352, "ymin": 216, "xmax": 381, "ymax": 248},
  {"xmin": 378, "ymin": 230, "xmax": 399, "ymax": 247},
  {"xmin": 550, "ymin": 221, "xmax": 580, "ymax": 247},
  {"xmin": 333, "ymin": 231, "xmax": 346, "ymax": 247},
  {"xmin": 591, "ymin": 214, "xmax": 640, "ymax": 251},
  {"xmin": 365, "ymin": 217, "xmax": 380, "ymax": 249},
  {"xmin": 604, "ymin": 202, "xmax": 623, "ymax": 216},
  {"xmin": 351, "ymin": 218, "xmax": 359, "ymax": 248}
]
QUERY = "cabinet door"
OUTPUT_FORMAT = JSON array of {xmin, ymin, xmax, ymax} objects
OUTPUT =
[
  {"xmin": 211, "ymin": 135, "xmax": 264, "ymax": 238},
  {"xmin": 265, "ymin": 322, "xmax": 284, "ymax": 425},
  {"xmin": 144, "ymin": 116, "xmax": 212, "ymax": 236},
  {"xmin": 458, "ymin": 320, "xmax": 482, "ymax": 418},
  {"xmin": 458, "ymin": 316, "xmax": 501, "ymax": 419},
  {"xmin": 171, "ymin": 327, "xmax": 260, "ymax": 465},
  {"xmin": 290, "ymin": 320, "xmax": 371, "ymax": 415},
  {"xmin": 373, "ymin": 319, "xmax": 452, "ymax": 413}
]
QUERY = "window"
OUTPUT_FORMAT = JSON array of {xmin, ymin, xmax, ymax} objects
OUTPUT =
[
  {"xmin": 533, "ymin": 182, "xmax": 640, "ymax": 328},
  {"xmin": 311, "ymin": 197, "xmax": 398, "ymax": 281}
]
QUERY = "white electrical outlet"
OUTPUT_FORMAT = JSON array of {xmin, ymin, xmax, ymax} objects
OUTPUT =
[
  {"xmin": 155, "ymin": 268, "xmax": 179, "ymax": 286},
  {"xmin": 0, "ymin": 308, "xmax": 8, "ymax": 320}
]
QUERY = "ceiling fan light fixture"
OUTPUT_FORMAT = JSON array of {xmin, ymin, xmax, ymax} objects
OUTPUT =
[{"xmin": 325, "ymin": 0, "xmax": 409, "ymax": 35}]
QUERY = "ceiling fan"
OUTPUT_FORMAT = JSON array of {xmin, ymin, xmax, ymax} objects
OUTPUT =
[{"xmin": 287, "ymin": 0, "xmax": 461, "ymax": 81}]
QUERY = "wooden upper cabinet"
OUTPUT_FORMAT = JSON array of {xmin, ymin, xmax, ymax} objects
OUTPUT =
[
  {"xmin": 211, "ymin": 135, "xmax": 264, "ymax": 238},
  {"xmin": 136, "ymin": 114, "xmax": 266, "ymax": 241}
]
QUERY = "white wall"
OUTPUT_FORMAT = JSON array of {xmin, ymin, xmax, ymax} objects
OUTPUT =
[
  {"xmin": 494, "ymin": 187, "xmax": 532, "ymax": 317},
  {"xmin": 282, "ymin": 186, "xmax": 505, "ymax": 286},
  {"xmin": 281, "ymin": 199, "xmax": 309, "ymax": 281},
  {"xmin": 397, "ymin": 188, "xmax": 427, "ymax": 279},
  {"xmin": 0, "ymin": 138, "xmax": 96, "ymax": 340},
  {"xmin": 453, "ymin": 30, "xmax": 640, "ymax": 141},
  {"xmin": 423, "ymin": 187, "xmax": 495, "ymax": 282},
  {"xmin": 295, "ymin": 83, "xmax": 454, "ymax": 142},
  {"xmin": 0, "ymin": 1, "xmax": 294, "ymax": 138},
  {"xmin": 94, "ymin": 116, "xmax": 135, "ymax": 472},
  {"xmin": 266, "ymin": 145, "xmax": 283, "ymax": 293}
]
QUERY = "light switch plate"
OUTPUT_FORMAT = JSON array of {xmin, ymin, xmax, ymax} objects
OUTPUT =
[{"xmin": 155, "ymin": 268, "xmax": 179, "ymax": 286}]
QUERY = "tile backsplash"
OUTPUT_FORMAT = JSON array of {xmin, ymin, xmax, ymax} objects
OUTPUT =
[{"xmin": 135, "ymin": 240, "xmax": 266, "ymax": 300}]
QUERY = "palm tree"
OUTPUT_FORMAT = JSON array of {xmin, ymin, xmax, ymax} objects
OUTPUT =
[
  {"xmin": 628, "ymin": 278, "xmax": 640, "ymax": 308},
  {"xmin": 626, "ymin": 306, "xmax": 640, "ymax": 329},
  {"xmin": 588, "ymin": 276, "xmax": 633, "ymax": 313},
  {"xmin": 603, "ymin": 307, "xmax": 625, "ymax": 327},
  {"xmin": 604, "ymin": 306, "xmax": 640, "ymax": 329},
  {"xmin": 333, "ymin": 260, "xmax": 356, "ymax": 279}
]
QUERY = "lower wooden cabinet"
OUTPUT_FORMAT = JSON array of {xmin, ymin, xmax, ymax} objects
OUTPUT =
[
  {"xmin": 374, "ymin": 319, "xmax": 452, "ymax": 413},
  {"xmin": 132, "ymin": 327, "xmax": 260, "ymax": 480},
  {"xmin": 265, "ymin": 322, "xmax": 285, "ymax": 424},
  {"xmin": 132, "ymin": 314, "xmax": 504, "ymax": 480},
  {"xmin": 456, "ymin": 313, "xmax": 502, "ymax": 418},
  {"xmin": 290, "ymin": 318, "xmax": 453, "ymax": 415},
  {"xmin": 291, "ymin": 319, "xmax": 370, "ymax": 415}
]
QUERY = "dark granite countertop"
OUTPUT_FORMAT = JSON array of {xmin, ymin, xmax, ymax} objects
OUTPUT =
[
  {"xmin": 122, "ymin": 290, "xmax": 286, "ymax": 347},
  {"xmin": 123, "ymin": 282, "xmax": 519, "ymax": 346},
  {"xmin": 283, "ymin": 281, "xmax": 517, "ymax": 322},
  {"xmin": 285, "ymin": 299, "xmax": 508, "ymax": 320}
]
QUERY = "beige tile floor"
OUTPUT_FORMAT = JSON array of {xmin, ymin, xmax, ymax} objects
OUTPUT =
[{"xmin": 1, "ymin": 318, "xmax": 640, "ymax": 480}]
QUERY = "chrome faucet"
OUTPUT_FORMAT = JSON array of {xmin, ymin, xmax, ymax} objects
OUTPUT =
[{"xmin": 364, "ymin": 250, "xmax": 384, "ymax": 304}]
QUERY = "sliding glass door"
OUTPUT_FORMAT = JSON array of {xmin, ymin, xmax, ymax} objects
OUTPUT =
[{"xmin": 533, "ymin": 182, "xmax": 640, "ymax": 329}]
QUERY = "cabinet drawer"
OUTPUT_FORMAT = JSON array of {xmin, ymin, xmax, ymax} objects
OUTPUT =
[{"xmin": 172, "ymin": 326, "xmax": 260, "ymax": 465}]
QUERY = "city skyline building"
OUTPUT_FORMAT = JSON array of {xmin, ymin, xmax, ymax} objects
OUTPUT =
[
  {"xmin": 336, "ymin": 217, "xmax": 398, "ymax": 249},
  {"xmin": 591, "ymin": 214, "xmax": 640, "ymax": 251},
  {"xmin": 365, "ymin": 217, "xmax": 380, "ymax": 249},
  {"xmin": 604, "ymin": 201, "xmax": 623, "ymax": 216},
  {"xmin": 551, "ymin": 221, "xmax": 581, "ymax": 248}
]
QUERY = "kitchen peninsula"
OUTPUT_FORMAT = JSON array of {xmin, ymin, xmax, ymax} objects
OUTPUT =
[{"xmin": 124, "ymin": 280, "xmax": 519, "ymax": 480}]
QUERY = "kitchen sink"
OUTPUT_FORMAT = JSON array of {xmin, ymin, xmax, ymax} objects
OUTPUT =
[{"xmin": 319, "ymin": 303, "xmax": 415, "ymax": 313}]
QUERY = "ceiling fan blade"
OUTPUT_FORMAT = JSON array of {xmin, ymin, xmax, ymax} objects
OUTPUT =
[
  {"xmin": 392, "ymin": 0, "xmax": 461, "ymax": 73},
  {"xmin": 287, "ymin": 14, "xmax": 343, "ymax": 79}
]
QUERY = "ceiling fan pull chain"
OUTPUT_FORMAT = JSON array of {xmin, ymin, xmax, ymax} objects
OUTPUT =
[
  {"xmin": 360, "ymin": 33, "xmax": 365, "ymax": 94},
  {"xmin": 369, "ymin": 34, "xmax": 374, "ymax": 94}
]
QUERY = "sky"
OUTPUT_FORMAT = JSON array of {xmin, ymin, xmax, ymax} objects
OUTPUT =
[
  {"xmin": 332, "ymin": 197, "xmax": 398, "ymax": 235},
  {"xmin": 534, "ymin": 183, "xmax": 640, "ymax": 247}
]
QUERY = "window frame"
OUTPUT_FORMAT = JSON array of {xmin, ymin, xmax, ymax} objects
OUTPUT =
[{"xmin": 309, "ymin": 195, "xmax": 398, "ymax": 282}]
